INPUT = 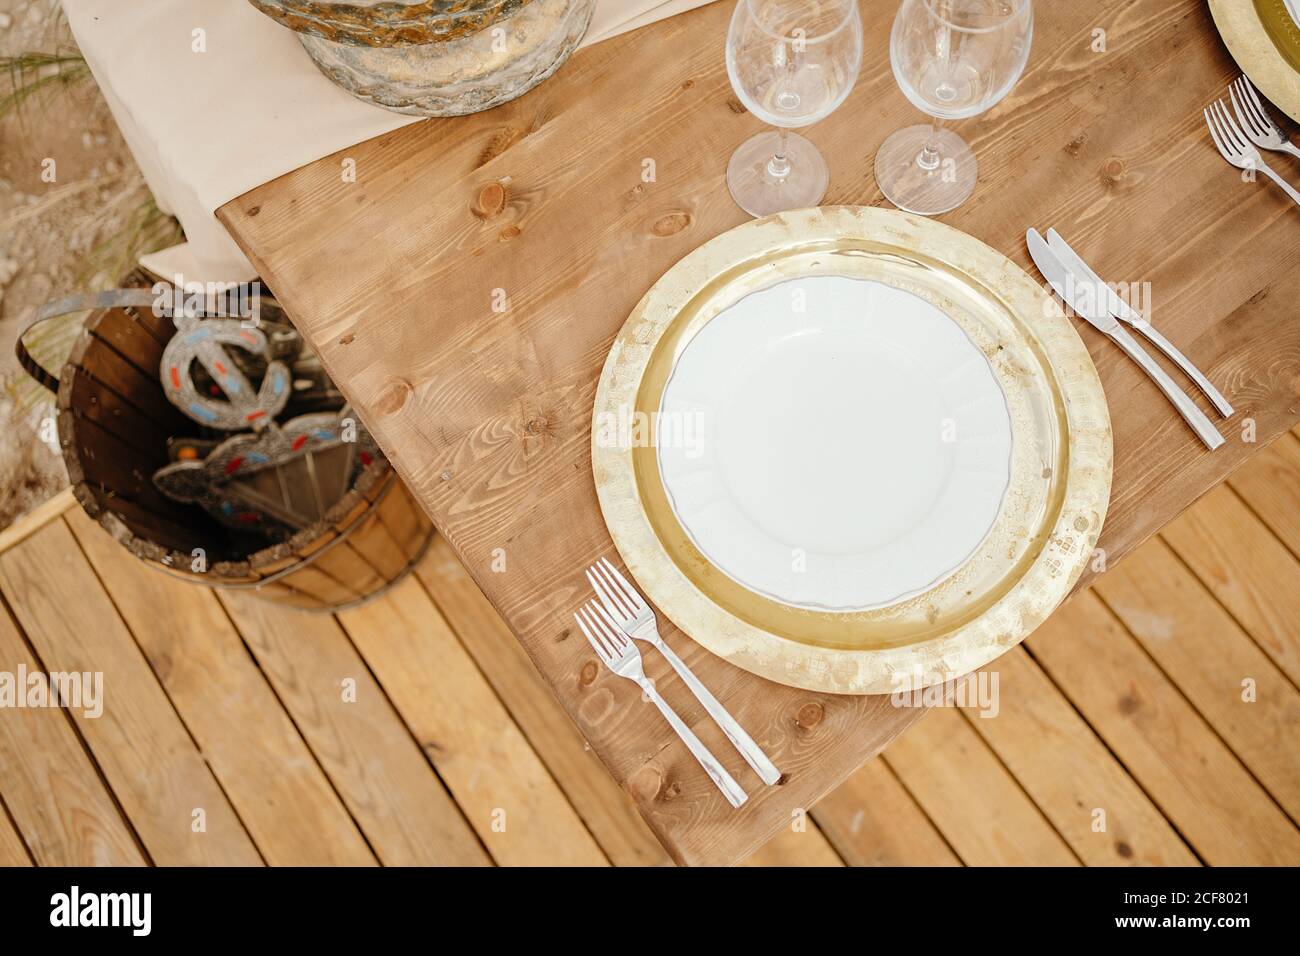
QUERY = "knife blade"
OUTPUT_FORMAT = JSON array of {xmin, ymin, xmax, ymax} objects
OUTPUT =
[
  {"xmin": 1026, "ymin": 229, "xmax": 1224, "ymax": 451},
  {"xmin": 1045, "ymin": 229, "xmax": 1233, "ymax": 417},
  {"xmin": 1044, "ymin": 230, "xmax": 1142, "ymax": 324},
  {"xmin": 1026, "ymin": 229, "xmax": 1119, "ymax": 332}
]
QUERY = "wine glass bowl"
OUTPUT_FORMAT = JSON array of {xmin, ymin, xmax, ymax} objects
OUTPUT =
[
  {"xmin": 726, "ymin": 0, "xmax": 863, "ymax": 217},
  {"xmin": 876, "ymin": 0, "xmax": 1033, "ymax": 216}
]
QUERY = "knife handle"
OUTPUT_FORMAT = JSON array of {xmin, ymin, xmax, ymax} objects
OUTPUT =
[
  {"xmin": 1129, "ymin": 322, "xmax": 1234, "ymax": 418},
  {"xmin": 1110, "ymin": 325, "xmax": 1225, "ymax": 451}
]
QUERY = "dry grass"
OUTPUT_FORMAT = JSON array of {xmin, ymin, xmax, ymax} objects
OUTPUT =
[
  {"xmin": 0, "ymin": 400, "xmax": 63, "ymax": 525},
  {"xmin": 0, "ymin": 2, "xmax": 182, "ymax": 529},
  {"xmin": 0, "ymin": 49, "xmax": 89, "ymax": 117}
]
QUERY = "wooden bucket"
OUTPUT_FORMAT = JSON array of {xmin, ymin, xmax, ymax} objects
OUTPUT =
[{"xmin": 17, "ymin": 276, "xmax": 433, "ymax": 611}]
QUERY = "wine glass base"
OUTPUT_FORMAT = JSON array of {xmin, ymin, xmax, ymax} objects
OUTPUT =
[
  {"xmin": 727, "ymin": 131, "xmax": 829, "ymax": 218},
  {"xmin": 874, "ymin": 125, "xmax": 978, "ymax": 217}
]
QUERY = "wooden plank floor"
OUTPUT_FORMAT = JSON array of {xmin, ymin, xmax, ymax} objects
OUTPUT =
[{"xmin": 1, "ymin": 427, "xmax": 1298, "ymax": 866}]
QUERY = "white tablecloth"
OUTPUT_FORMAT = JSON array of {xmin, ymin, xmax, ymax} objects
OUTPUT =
[{"xmin": 61, "ymin": 0, "xmax": 716, "ymax": 283}]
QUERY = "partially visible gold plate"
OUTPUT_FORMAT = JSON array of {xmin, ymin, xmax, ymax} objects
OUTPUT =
[
  {"xmin": 1210, "ymin": 0, "xmax": 1300, "ymax": 123},
  {"xmin": 591, "ymin": 207, "xmax": 1111, "ymax": 695}
]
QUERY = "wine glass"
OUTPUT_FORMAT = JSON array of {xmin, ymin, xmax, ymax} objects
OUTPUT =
[
  {"xmin": 726, "ymin": 0, "xmax": 863, "ymax": 217},
  {"xmin": 875, "ymin": 0, "xmax": 1032, "ymax": 216}
]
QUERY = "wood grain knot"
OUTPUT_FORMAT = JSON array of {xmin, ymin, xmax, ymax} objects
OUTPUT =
[
  {"xmin": 627, "ymin": 764, "xmax": 663, "ymax": 801},
  {"xmin": 338, "ymin": 333, "xmax": 355, "ymax": 346},
  {"xmin": 1063, "ymin": 133, "xmax": 1087, "ymax": 157},
  {"xmin": 795, "ymin": 701, "xmax": 824, "ymax": 729},
  {"xmin": 726, "ymin": 96, "xmax": 746, "ymax": 114},
  {"xmin": 374, "ymin": 379, "xmax": 413, "ymax": 415},
  {"xmin": 1115, "ymin": 840, "xmax": 1134, "ymax": 859},
  {"xmin": 1117, "ymin": 691, "xmax": 1140, "ymax": 715},
  {"xmin": 579, "ymin": 660, "xmax": 599, "ymax": 686},
  {"xmin": 245, "ymin": 204, "xmax": 261, "ymax": 217},
  {"xmin": 523, "ymin": 415, "xmax": 558, "ymax": 442},
  {"xmin": 499, "ymin": 224, "xmax": 522, "ymax": 240},
  {"xmin": 474, "ymin": 182, "xmax": 507, "ymax": 219},
  {"xmin": 651, "ymin": 212, "xmax": 691, "ymax": 237},
  {"xmin": 1100, "ymin": 157, "xmax": 1126, "ymax": 186},
  {"xmin": 681, "ymin": 78, "xmax": 695, "ymax": 90}
]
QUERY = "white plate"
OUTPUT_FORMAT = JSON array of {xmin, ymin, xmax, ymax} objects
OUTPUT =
[{"xmin": 658, "ymin": 275, "xmax": 1013, "ymax": 611}]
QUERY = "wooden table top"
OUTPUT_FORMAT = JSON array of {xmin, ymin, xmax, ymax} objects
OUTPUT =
[{"xmin": 218, "ymin": 0, "xmax": 1300, "ymax": 865}]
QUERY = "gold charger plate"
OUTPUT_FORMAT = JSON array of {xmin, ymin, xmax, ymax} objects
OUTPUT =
[
  {"xmin": 1210, "ymin": 0, "xmax": 1300, "ymax": 122},
  {"xmin": 591, "ymin": 207, "xmax": 1112, "ymax": 695}
]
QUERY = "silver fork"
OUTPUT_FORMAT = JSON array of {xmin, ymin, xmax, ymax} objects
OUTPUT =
[
  {"xmin": 1205, "ymin": 99, "xmax": 1300, "ymax": 207},
  {"xmin": 1230, "ymin": 75, "xmax": 1300, "ymax": 160},
  {"xmin": 574, "ymin": 601, "xmax": 748, "ymax": 808},
  {"xmin": 588, "ymin": 557, "xmax": 781, "ymax": 785}
]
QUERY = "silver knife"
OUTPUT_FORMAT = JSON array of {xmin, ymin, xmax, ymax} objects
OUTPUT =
[
  {"xmin": 1026, "ymin": 229, "xmax": 1225, "ymax": 451},
  {"xmin": 1045, "ymin": 229, "xmax": 1233, "ymax": 417}
]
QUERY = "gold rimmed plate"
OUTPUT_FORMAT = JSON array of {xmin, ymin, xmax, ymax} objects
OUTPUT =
[
  {"xmin": 592, "ymin": 207, "xmax": 1111, "ymax": 695},
  {"xmin": 1210, "ymin": 0, "xmax": 1300, "ymax": 122}
]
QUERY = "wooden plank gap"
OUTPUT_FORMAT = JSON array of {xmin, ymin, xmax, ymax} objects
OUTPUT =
[
  {"xmin": 59, "ymin": 516, "xmax": 270, "ymax": 865},
  {"xmin": 0, "ymin": 790, "xmax": 36, "ymax": 866},
  {"xmin": 1155, "ymin": 525, "xmax": 1300, "ymax": 700},
  {"xmin": 1089, "ymin": 564, "xmax": 1300, "ymax": 830},
  {"xmin": 1025, "ymin": 591, "xmax": 1300, "ymax": 864},
  {"xmin": 203, "ymin": 592, "xmax": 386, "ymax": 865},
  {"xmin": 0, "ymin": 584, "xmax": 155, "ymax": 866}
]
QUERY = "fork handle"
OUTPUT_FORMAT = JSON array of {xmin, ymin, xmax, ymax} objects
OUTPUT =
[
  {"xmin": 1258, "ymin": 163, "xmax": 1300, "ymax": 207},
  {"xmin": 652, "ymin": 638, "xmax": 782, "ymax": 785},
  {"xmin": 1128, "ymin": 322, "xmax": 1234, "ymax": 417},
  {"xmin": 1277, "ymin": 141, "xmax": 1300, "ymax": 161},
  {"xmin": 636, "ymin": 677, "xmax": 748, "ymax": 808}
]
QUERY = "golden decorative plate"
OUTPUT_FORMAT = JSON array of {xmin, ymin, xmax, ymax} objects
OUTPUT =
[
  {"xmin": 591, "ymin": 207, "xmax": 1111, "ymax": 695},
  {"xmin": 1210, "ymin": 0, "xmax": 1300, "ymax": 123}
]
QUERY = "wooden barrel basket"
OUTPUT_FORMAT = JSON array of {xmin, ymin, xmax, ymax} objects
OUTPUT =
[{"xmin": 17, "ymin": 275, "xmax": 434, "ymax": 611}]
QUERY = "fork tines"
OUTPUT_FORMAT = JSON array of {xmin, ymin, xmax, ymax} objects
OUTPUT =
[
  {"xmin": 587, "ymin": 557, "xmax": 644, "ymax": 620},
  {"xmin": 1205, "ymin": 98, "xmax": 1253, "ymax": 168},
  {"xmin": 1231, "ymin": 78, "xmax": 1272, "ymax": 143},
  {"xmin": 1229, "ymin": 75, "xmax": 1296, "ymax": 152},
  {"xmin": 574, "ymin": 601, "xmax": 631, "ymax": 664}
]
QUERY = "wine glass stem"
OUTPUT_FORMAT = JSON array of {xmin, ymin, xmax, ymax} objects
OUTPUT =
[
  {"xmin": 917, "ymin": 119, "xmax": 944, "ymax": 172},
  {"xmin": 768, "ymin": 128, "xmax": 791, "ymax": 180}
]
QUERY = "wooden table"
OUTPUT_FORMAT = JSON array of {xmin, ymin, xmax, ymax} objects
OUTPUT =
[{"xmin": 217, "ymin": 0, "xmax": 1300, "ymax": 865}]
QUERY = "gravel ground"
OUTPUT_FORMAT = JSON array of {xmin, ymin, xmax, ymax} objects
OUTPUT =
[{"xmin": 0, "ymin": 0, "xmax": 158, "ymax": 528}]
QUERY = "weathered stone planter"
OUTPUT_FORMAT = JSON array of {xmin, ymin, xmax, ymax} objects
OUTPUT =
[{"xmin": 249, "ymin": 0, "xmax": 595, "ymax": 116}]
